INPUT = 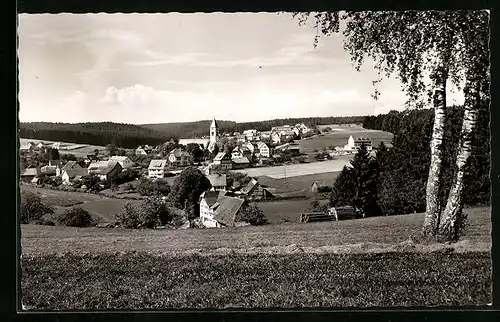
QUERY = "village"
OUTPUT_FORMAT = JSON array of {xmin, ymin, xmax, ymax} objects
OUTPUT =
[{"xmin": 19, "ymin": 118, "xmax": 376, "ymax": 228}]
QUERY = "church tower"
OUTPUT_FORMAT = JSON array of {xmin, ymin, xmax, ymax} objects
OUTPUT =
[{"xmin": 210, "ymin": 118, "xmax": 219, "ymax": 143}]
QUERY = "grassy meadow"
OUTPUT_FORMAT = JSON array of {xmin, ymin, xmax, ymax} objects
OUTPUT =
[
  {"xmin": 20, "ymin": 207, "xmax": 491, "ymax": 309},
  {"xmin": 19, "ymin": 138, "xmax": 121, "ymax": 158}
]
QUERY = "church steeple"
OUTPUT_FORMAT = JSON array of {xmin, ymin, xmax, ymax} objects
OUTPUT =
[{"xmin": 210, "ymin": 118, "xmax": 219, "ymax": 143}]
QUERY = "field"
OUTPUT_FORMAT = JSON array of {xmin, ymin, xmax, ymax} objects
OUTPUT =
[
  {"xmin": 19, "ymin": 138, "xmax": 119, "ymax": 158},
  {"xmin": 235, "ymin": 159, "xmax": 350, "ymax": 179},
  {"xmin": 20, "ymin": 207, "xmax": 492, "ymax": 309},
  {"xmin": 299, "ymin": 129, "xmax": 394, "ymax": 157},
  {"xmin": 257, "ymin": 171, "xmax": 340, "ymax": 195},
  {"xmin": 21, "ymin": 252, "xmax": 491, "ymax": 309},
  {"xmin": 21, "ymin": 207, "xmax": 491, "ymax": 256},
  {"xmin": 257, "ymin": 199, "xmax": 330, "ymax": 223},
  {"xmin": 21, "ymin": 185, "xmax": 140, "ymax": 223}
]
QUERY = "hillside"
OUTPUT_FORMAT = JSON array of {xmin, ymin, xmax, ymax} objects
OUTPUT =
[
  {"xmin": 20, "ymin": 122, "xmax": 170, "ymax": 149},
  {"xmin": 140, "ymin": 115, "xmax": 366, "ymax": 137}
]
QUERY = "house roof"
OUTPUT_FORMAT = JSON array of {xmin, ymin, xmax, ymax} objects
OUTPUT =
[
  {"xmin": 232, "ymin": 157, "xmax": 250, "ymax": 164},
  {"xmin": 61, "ymin": 161, "xmax": 81, "ymax": 171},
  {"xmin": 213, "ymin": 196, "xmax": 245, "ymax": 227},
  {"xmin": 148, "ymin": 159, "xmax": 168, "ymax": 170},
  {"xmin": 256, "ymin": 142, "xmax": 268, "ymax": 148},
  {"xmin": 169, "ymin": 148, "xmax": 190, "ymax": 158},
  {"xmin": 206, "ymin": 174, "xmax": 227, "ymax": 187},
  {"xmin": 213, "ymin": 152, "xmax": 228, "ymax": 161},
  {"xmin": 21, "ymin": 168, "xmax": 40, "ymax": 177},
  {"xmin": 88, "ymin": 161, "xmax": 110, "ymax": 169},
  {"xmin": 64, "ymin": 167, "xmax": 89, "ymax": 179},
  {"xmin": 201, "ymin": 190, "xmax": 220, "ymax": 207},
  {"xmin": 93, "ymin": 162, "xmax": 122, "ymax": 175},
  {"xmin": 241, "ymin": 178, "xmax": 258, "ymax": 195},
  {"xmin": 109, "ymin": 156, "xmax": 130, "ymax": 162}
]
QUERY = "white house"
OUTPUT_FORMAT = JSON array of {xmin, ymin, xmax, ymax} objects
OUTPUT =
[
  {"xmin": 199, "ymin": 191, "xmax": 246, "ymax": 228},
  {"xmin": 243, "ymin": 129, "xmax": 259, "ymax": 141},
  {"xmin": 61, "ymin": 167, "xmax": 89, "ymax": 185},
  {"xmin": 109, "ymin": 156, "xmax": 135, "ymax": 169},
  {"xmin": 57, "ymin": 161, "xmax": 82, "ymax": 177},
  {"xmin": 256, "ymin": 142, "xmax": 271, "ymax": 158},
  {"xmin": 168, "ymin": 148, "xmax": 191, "ymax": 167},
  {"xmin": 271, "ymin": 131, "xmax": 281, "ymax": 144},
  {"xmin": 344, "ymin": 136, "xmax": 372, "ymax": 151},
  {"xmin": 148, "ymin": 159, "xmax": 169, "ymax": 178}
]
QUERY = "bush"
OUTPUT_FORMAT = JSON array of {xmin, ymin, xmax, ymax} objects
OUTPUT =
[
  {"xmin": 115, "ymin": 202, "xmax": 141, "ymax": 229},
  {"xmin": 139, "ymin": 197, "xmax": 172, "ymax": 228},
  {"xmin": 114, "ymin": 169, "xmax": 139, "ymax": 185},
  {"xmin": 136, "ymin": 178, "xmax": 171, "ymax": 197},
  {"xmin": 20, "ymin": 191, "xmax": 54, "ymax": 224},
  {"xmin": 57, "ymin": 207, "xmax": 94, "ymax": 227}
]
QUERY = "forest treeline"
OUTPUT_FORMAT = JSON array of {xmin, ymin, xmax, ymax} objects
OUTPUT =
[
  {"xmin": 20, "ymin": 115, "xmax": 365, "ymax": 148},
  {"xmin": 341, "ymin": 106, "xmax": 491, "ymax": 213}
]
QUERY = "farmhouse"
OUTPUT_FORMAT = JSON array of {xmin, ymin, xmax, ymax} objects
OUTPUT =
[
  {"xmin": 20, "ymin": 167, "xmax": 41, "ymax": 182},
  {"xmin": 311, "ymin": 181, "xmax": 331, "ymax": 193},
  {"xmin": 168, "ymin": 148, "xmax": 191, "ymax": 167},
  {"xmin": 344, "ymin": 135, "xmax": 373, "ymax": 151},
  {"xmin": 213, "ymin": 152, "xmax": 232, "ymax": 172},
  {"xmin": 57, "ymin": 161, "xmax": 82, "ymax": 177},
  {"xmin": 61, "ymin": 168, "xmax": 89, "ymax": 185},
  {"xmin": 206, "ymin": 174, "xmax": 227, "ymax": 191},
  {"xmin": 109, "ymin": 156, "xmax": 135, "ymax": 169},
  {"xmin": 89, "ymin": 161, "xmax": 123, "ymax": 182},
  {"xmin": 243, "ymin": 129, "xmax": 259, "ymax": 141},
  {"xmin": 240, "ymin": 178, "xmax": 274, "ymax": 201},
  {"xmin": 199, "ymin": 191, "xmax": 226, "ymax": 228},
  {"xmin": 148, "ymin": 159, "xmax": 169, "ymax": 178},
  {"xmin": 135, "ymin": 145, "xmax": 153, "ymax": 156},
  {"xmin": 275, "ymin": 143, "xmax": 301, "ymax": 156},
  {"xmin": 232, "ymin": 156, "xmax": 251, "ymax": 169}
]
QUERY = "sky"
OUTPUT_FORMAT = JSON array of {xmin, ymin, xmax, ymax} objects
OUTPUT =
[{"xmin": 18, "ymin": 13, "xmax": 465, "ymax": 124}]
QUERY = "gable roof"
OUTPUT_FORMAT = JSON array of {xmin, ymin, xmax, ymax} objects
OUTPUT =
[
  {"xmin": 213, "ymin": 152, "xmax": 228, "ymax": 161},
  {"xmin": 201, "ymin": 190, "xmax": 220, "ymax": 207},
  {"xmin": 213, "ymin": 196, "xmax": 245, "ymax": 227},
  {"xmin": 148, "ymin": 159, "xmax": 168, "ymax": 170},
  {"xmin": 109, "ymin": 156, "xmax": 130, "ymax": 162},
  {"xmin": 240, "ymin": 178, "xmax": 258, "ymax": 194},
  {"xmin": 232, "ymin": 156, "xmax": 250, "ymax": 164},
  {"xmin": 61, "ymin": 161, "xmax": 81, "ymax": 171},
  {"xmin": 64, "ymin": 167, "xmax": 89, "ymax": 179},
  {"xmin": 21, "ymin": 167, "xmax": 41, "ymax": 177},
  {"xmin": 92, "ymin": 162, "xmax": 122, "ymax": 175},
  {"xmin": 169, "ymin": 148, "xmax": 190, "ymax": 158},
  {"xmin": 88, "ymin": 161, "xmax": 110, "ymax": 169},
  {"xmin": 41, "ymin": 165, "xmax": 57, "ymax": 175},
  {"xmin": 206, "ymin": 174, "xmax": 227, "ymax": 187}
]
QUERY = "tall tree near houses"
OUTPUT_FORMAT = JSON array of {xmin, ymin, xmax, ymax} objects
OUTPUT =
[
  {"xmin": 292, "ymin": 11, "xmax": 465, "ymax": 234},
  {"xmin": 439, "ymin": 11, "xmax": 490, "ymax": 239}
]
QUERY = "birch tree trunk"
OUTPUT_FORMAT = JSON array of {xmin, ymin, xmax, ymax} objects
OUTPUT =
[
  {"xmin": 439, "ymin": 79, "xmax": 481, "ymax": 239},
  {"xmin": 422, "ymin": 66, "xmax": 448, "ymax": 236}
]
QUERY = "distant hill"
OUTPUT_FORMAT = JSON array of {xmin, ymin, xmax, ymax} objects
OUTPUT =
[
  {"xmin": 19, "ymin": 116, "xmax": 367, "ymax": 149},
  {"xmin": 141, "ymin": 116, "xmax": 366, "ymax": 137},
  {"xmin": 19, "ymin": 122, "xmax": 170, "ymax": 149}
]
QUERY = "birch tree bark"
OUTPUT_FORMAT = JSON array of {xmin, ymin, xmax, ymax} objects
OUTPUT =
[
  {"xmin": 438, "ymin": 79, "xmax": 480, "ymax": 239},
  {"xmin": 422, "ymin": 64, "xmax": 448, "ymax": 235}
]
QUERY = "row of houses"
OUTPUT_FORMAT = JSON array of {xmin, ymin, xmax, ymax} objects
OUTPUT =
[{"xmin": 20, "ymin": 141, "xmax": 61, "ymax": 153}]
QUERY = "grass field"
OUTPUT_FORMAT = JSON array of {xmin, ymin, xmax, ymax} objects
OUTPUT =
[
  {"xmin": 21, "ymin": 252, "xmax": 491, "ymax": 309},
  {"xmin": 299, "ymin": 129, "xmax": 394, "ymax": 157},
  {"xmin": 21, "ymin": 185, "xmax": 140, "ymax": 223},
  {"xmin": 20, "ymin": 207, "xmax": 491, "ymax": 309},
  {"xmin": 20, "ymin": 207, "xmax": 491, "ymax": 256},
  {"xmin": 236, "ymin": 159, "xmax": 350, "ymax": 179},
  {"xmin": 19, "ymin": 138, "xmax": 124, "ymax": 158},
  {"xmin": 257, "ymin": 171, "xmax": 340, "ymax": 195},
  {"xmin": 257, "ymin": 199, "xmax": 330, "ymax": 223}
]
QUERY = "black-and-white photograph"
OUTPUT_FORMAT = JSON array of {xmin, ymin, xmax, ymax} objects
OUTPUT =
[{"xmin": 18, "ymin": 11, "xmax": 491, "ymax": 310}]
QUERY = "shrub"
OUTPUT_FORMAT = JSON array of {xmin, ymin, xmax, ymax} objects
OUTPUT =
[
  {"xmin": 20, "ymin": 191, "xmax": 54, "ymax": 224},
  {"xmin": 115, "ymin": 202, "xmax": 141, "ymax": 229},
  {"xmin": 57, "ymin": 207, "xmax": 94, "ymax": 227},
  {"xmin": 138, "ymin": 197, "xmax": 172, "ymax": 228}
]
